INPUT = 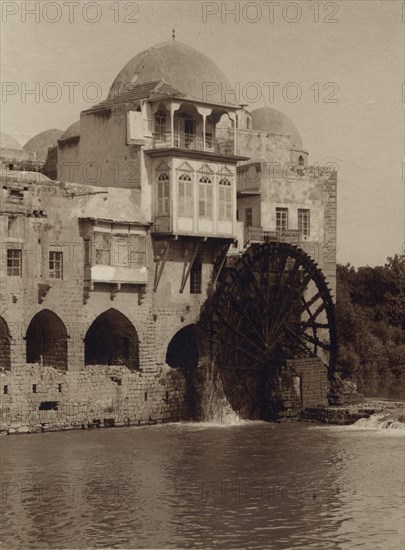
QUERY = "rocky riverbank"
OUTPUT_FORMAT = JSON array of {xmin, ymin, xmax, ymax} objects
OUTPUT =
[{"xmin": 302, "ymin": 398, "xmax": 405, "ymax": 425}]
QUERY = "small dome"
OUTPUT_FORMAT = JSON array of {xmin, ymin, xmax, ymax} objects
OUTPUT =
[
  {"xmin": 60, "ymin": 120, "xmax": 80, "ymax": 141},
  {"xmin": 108, "ymin": 41, "xmax": 230, "ymax": 103},
  {"xmin": 0, "ymin": 132, "xmax": 22, "ymax": 151},
  {"xmin": 24, "ymin": 129, "xmax": 63, "ymax": 161},
  {"xmin": 251, "ymin": 107, "xmax": 303, "ymax": 149}
]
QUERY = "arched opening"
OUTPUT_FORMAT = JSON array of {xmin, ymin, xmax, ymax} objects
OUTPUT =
[
  {"xmin": 85, "ymin": 309, "xmax": 139, "ymax": 371},
  {"xmin": 26, "ymin": 310, "xmax": 68, "ymax": 371},
  {"xmin": 0, "ymin": 317, "xmax": 11, "ymax": 371},
  {"xmin": 166, "ymin": 325, "xmax": 199, "ymax": 371},
  {"xmin": 298, "ymin": 155, "xmax": 304, "ymax": 167}
]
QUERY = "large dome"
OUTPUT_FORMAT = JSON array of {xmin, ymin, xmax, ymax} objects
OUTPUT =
[
  {"xmin": 108, "ymin": 41, "xmax": 230, "ymax": 103},
  {"xmin": 60, "ymin": 120, "xmax": 80, "ymax": 141},
  {"xmin": 251, "ymin": 107, "xmax": 303, "ymax": 149},
  {"xmin": 0, "ymin": 132, "xmax": 22, "ymax": 151},
  {"xmin": 24, "ymin": 128, "xmax": 63, "ymax": 161}
]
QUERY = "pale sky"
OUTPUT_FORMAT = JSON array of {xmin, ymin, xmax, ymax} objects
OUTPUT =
[{"xmin": 0, "ymin": 0, "xmax": 403, "ymax": 267}]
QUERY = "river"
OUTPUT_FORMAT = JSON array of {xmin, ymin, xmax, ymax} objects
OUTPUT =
[{"xmin": 0, "ymin": 418, "xmax": 404, "ymax": 549}]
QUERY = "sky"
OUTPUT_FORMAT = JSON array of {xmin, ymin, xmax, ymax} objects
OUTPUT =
[{"xmin": 0, "ymin": 0, "xmax": 403, "ymax": 267}]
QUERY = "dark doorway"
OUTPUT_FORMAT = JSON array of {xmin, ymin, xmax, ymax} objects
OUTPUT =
[
  {"xmin": 166, "ymin": 325, "xmax": 199, "ymax": 371},
  {"xmin": 0, "ymin": 317, "xmax": 11, "ymax": 371},
  {"xmin": 85, "ymin": 309, "xmax": 139, "ymax": 371},
  {"xmin": 26, "ymin": 310, "xmax": 68, "ymax": 371}
]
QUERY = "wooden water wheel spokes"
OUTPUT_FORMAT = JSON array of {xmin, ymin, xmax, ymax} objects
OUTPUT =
[{"xmin": 211, "ymin": 242, "xmax": 337, "ymax": 419}]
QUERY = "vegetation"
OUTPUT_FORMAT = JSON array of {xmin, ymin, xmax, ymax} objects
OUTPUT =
[{"xmin": 335, "ymin": 255, "xmax": 405, "ymax": 398}]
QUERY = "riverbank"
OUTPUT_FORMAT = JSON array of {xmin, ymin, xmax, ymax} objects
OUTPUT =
[
  {"xmin": 302, "ymin": 398, "xmax": 405, "ymax": 425},
  {"xmin": 2, "ymin": 398, "xmax": 404, "ymax": 436}
]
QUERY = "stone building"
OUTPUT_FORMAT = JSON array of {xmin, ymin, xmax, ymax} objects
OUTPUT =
[{"xmin": 0, "ymin": 40, "xmax": 337, "ymax": 432}]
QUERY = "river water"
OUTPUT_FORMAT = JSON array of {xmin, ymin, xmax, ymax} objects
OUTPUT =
[{"xmin": 0, "ymin": 418, "xmax": 404, "ymax": 549}]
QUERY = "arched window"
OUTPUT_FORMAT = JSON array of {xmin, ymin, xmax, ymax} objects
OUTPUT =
[
  {"xmin": 218, "ymin": 178, "xmax": 232, "ymax": 221},
  {"xmin": 178, "ymin": 173, "xmax": 193, "ymax": 216},
  {"xmin": 154, "ymin": 110, "xmax": 167, "ymax": 139},
  {"xmin": 298, "ymin": 155, "xmax": 304, "ymax": 167},
  {"xmin": 199, "ymin": 176, "xmax": 212, "ymax": 218},
  {"xmin": 85, "ymin": 309, "xmax": 139, "ymax": 371},
  {"xmin": 157, "ymin": 172, "xmax": 170, "ymax": 215}
]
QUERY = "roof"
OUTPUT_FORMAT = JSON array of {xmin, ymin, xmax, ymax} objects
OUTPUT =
[
  {"xmin": 251, "ymin": 107, "xmax": 303, "ymax": 149},
  {"xmin": 108, "ymin": 40, "xmax": 231, "ymax": 104},
  {"xmin": 68, "ymin": 185, "xmax": 150, "ymax": 225},
  {"xmin": 60, "ymin": 120, "xmax": 80, "ymax": 141},
  {"xmin": 0, "ymin": 132, "xmax": 22, "ymax": 151},
  {"xmin": 83, "ymin": 80, "xmax": 187, "ymax": 114},
  {"xmin": 0, "ymin": 170, "xmax": 51, "ymax": 184}
]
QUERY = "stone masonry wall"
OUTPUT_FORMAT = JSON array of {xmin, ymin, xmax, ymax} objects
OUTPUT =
[{"xmin": 0, "ymin": 364, "xmax": 190, "ymax": 434}]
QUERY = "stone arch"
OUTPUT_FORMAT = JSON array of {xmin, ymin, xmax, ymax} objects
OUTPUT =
[
  {"xmin": 84, "ymin": 308, "xmax": 139, "ymax": 371},
  {"xmin": 26, "ymin": 310, "xmax": 68, "ymax": 371},
  {"xmin": 165, "ymin": 324, "xmax": 201, "ymax": 371},
  {"xmin": 0, "ymin": 316, "xmax": 11, "ymax": 371}
]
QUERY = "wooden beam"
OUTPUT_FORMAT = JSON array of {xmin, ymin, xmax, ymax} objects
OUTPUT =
[
  {"xmin": 179, "ymin": 240, "xmax": 201, "ymax": 294},
  {"xmin": 153, "ymin": 240, "xmax": 171, "ymax": 292},
  {"xmin": 213, "ymin": 243, "xmax": 231, "ymax": 287}
]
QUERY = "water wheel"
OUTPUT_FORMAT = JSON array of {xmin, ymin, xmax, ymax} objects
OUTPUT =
[{"xmin": 210, "ymin": 242, "xmax": 337, "ymax": 419}]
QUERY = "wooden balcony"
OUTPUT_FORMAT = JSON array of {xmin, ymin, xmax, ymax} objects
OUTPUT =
[
  {"xmin": 148, "ymin": 131, "xmax": 234, "ymax": 155},
  {"xmin": 244, "ymin": 226, "xmax": 302, "ymax": 247}
]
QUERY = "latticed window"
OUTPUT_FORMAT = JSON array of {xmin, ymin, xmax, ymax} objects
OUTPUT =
[
  {"xmin": 157, "ymin": 172, "xmax": 170, "ymax": 215},
  {"xmin": 199, "ymin": 176, "xmax": 212, "ymax": 218},
  {"xmin": 93, "ymin": 231, "xmax": 146, "ymax": 267},
  {"xmin": 276, "ymin": 208, "xmax": 288, "ymax": 232},
  {"xmin": 298, "ymin": 209, "xmax": 310, "ymax": 237},
  {"xmin": 190, "ymin": 259, "xmax": 202, "ymax": 294},
  {"xmin": 154, "ymin": 110, "xmax": 167, "ymax": 138},
  {"xmin": 218, "ymin": 178, "xmax": 232, "ymax": 220},
  {"xmin": 129, "ymin": 234, "xmax": 146, "ymax": 266},
  {"xmin": 49, "ymin": 251, "xmax": 63, "ymax": 279},
  {"xmin": 6, "ymin": 248, "xmax": 22, "ymax": 277},
  {"xmin": 178, "ymin": 173, "xmax": 193, "ymax": 216},
  {"xmin": 94, "ymin": 232, "xmax": 111, "ymax": 265}
]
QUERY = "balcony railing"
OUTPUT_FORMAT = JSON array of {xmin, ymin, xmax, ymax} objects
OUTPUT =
[
  {"xmin": 244, "ymin": 226, "xmax": 303, "ymax": 247},
  {"xmin": 149, "ymin": 132, "xmax": 234, "ymax": 155}
]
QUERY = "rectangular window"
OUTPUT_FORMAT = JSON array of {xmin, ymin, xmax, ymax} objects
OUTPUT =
[
  {"xmin": 218, "ymin": 180, "xmax": 232, "ymax": 220},
  {"xmin": 198, "ymin": 178, "xmax": 213, "ymax": 218},
  {"xmin": 6, "ymin": 248, "xmax": 22, "ymax": 277},
  {"xmin": 111, "ymin": 234, "xmax": 129, "ymax": 267},
  {"xmin": 276, "ymin": 208, "xmax": 288, "ymax": 232},
  {"xmin": 245, "ymin": 208, "xmax": 253, "ymax": 227},
  {"xmin": 49, "ymin": 251, "xmax": 63, "ymax": 279},
  {"xmin": 190, "ymin": 260, "xmax": 202, "ymax": 294},
  {"xmin": 157, "ymin": 174, "xmax": 170, "ymax": 215},
  {"xmin": 129, "ymin": 234, "xmax": 146, "ymax": 267},
  {"xmin": 298, "ymin": 208, "xmax": 310, "ymax": 237},
  {"xmin": 93, "ymin": 231, "xmax": 146, "ymax": 268},
  {"xmin": 94, "ymin": 232, "xmax": 111, "ymax": 265},
  {"xmin": 178, "ymin": 174, "xmax": 193, "ymax": 216}
]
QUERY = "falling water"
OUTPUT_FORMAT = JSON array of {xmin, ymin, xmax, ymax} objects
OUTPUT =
[{"xmin": 198, "ymin": 361, "xmax": 243, "ymax": 424}]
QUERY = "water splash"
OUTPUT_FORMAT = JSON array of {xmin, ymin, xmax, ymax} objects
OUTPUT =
[
  {"xmin": 349, "ymin": 413, "xmax": 405, "ymax": 435},
  {"xmin": 198, "ymin": 361, "xmax": 243, "ymax": 425}
]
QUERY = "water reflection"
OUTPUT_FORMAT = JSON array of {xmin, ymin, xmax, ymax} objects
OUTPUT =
[{"xmin": 0, "ymin": 422, "xmax": 403, "ymax": 549}]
